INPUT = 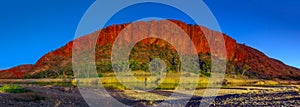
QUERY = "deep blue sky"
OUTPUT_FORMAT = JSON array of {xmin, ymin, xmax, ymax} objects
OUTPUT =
[{"xmin": 0, "ymin": 0, "xmax": 299, "ymax": 70}]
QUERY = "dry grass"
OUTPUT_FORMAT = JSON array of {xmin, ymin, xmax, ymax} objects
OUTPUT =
[
  {"xmin": 0, "ymin": 71, "xmax": 298, "ymax": 90},
  {"xmin": 70, "ymin": 71, "xmax": 300, "ymax": 90}
]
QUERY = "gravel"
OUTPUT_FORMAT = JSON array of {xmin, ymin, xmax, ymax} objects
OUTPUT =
[{"xmin": 0, "ymin": 85, "xmax": 299, "ymax": 107}]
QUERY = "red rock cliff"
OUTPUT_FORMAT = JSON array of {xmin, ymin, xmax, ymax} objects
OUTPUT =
[{"xmin": 0, "ymin": 20, "xmax": 299, "ymax": 79}]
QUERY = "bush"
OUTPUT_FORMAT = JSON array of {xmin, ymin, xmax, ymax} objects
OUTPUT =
[
  {"xmin": 202, "ymin": 72, "xmax": 211, "ymax": 77},
  {"xmin": 76, "ymin": 73, "xmax": 104, "ymax": 78},
  {"xmin": 98, "ymin": 73, "xmax": 104, "ymax": 78},
  {"xmin": 0, "ymin": 84, "xmax": 30, "ymax": 93}
]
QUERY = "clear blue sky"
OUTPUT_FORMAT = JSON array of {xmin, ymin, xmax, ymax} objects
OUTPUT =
[{"xmin": 0, "ymin": 0, "xmax": 299, "ymax": 70}]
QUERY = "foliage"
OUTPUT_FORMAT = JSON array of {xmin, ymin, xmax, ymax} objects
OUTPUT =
[
  {"xmin": 241, "ymin": 64, "xmax": 251, "ymax": 76},
  {"xmin": 26, "ymin": 67, "xmax": 73, "ymax": 79},
  {"xmin": 0, "ymin": 84, "xmax": 30, "ymax": 93},
  {"xmin": 26, "ymin": 39, "xmax": 258, "ymax": 79},
  {"xmin": 98, "ymin": 73, "xmax": 104, "ymax": 78},
  {"xmin": 198, "ymin": 53, "xmax": 212, "ymax": 77},
  {"xmin": 201, "ymin": 72, "xmax": 211, "ymax": 77},
  {"xmin": 236, "ymin": 64, "xmax": 251, "ymax": 76},
  {"xmin": 96, "ymin": 62, "xmax": 112, "ymax": 73},
  {"xmin": 76, "ymin": 73, "xmax": 103, "ymax": 78}
]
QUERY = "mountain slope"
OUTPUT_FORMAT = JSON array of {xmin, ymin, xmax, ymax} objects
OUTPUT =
[{"xmin": 1, "ymin": 20, "xmax": 299, "ymax": 80}]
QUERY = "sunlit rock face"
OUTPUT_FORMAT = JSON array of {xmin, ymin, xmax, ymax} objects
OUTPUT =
[{"xmin": 1, "ymin": 20, "xmax": 299, "ymax": 80}]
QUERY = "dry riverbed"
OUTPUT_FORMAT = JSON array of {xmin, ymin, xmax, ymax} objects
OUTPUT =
[
  {"xmin": 0, "ymin": 84, "xmax": 88, "ymax": 107},
  {"xmin": 0, "ymin": 83, "xmax": 300, "ymax": 107}
]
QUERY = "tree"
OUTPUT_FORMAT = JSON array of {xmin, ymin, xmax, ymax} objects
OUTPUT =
[
  {"xmin": 141, "ymin": 62, "xmax": 149, "ymax": 72},
  {"xmin": 129, "ymin": 60, "xmax": 139, "ymax": 71},
  {"xmin": 48, "ymin": 57, "xmax": 63, "ymax": 78},
  {"xmin": 241, "ymin": 64, "xmax": 251, "ymax": 76}
]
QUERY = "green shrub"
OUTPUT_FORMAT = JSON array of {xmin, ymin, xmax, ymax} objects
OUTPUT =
[
  {"xmin": 98, "ymin": 73, "xmax": 104, "ymax": 78},
  {"xmin": 202, "ymin": 72, "xmax": 211, "ymax": 77},
  {"xmin": 0, "ymin": 84, "xmax": 30, "ymax": 93}
]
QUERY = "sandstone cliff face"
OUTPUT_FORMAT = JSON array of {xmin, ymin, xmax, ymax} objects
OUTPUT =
[
  {"xmin": 0, "ymin": 20, "xmax": 299, "ymax": 79},
  {"xmin": 0, "ymin": 64, "xmax": 33, "ymax": 78},
  {"xmin": 234, "ymin": 44, "xmax": 300, "ymax": 79}
]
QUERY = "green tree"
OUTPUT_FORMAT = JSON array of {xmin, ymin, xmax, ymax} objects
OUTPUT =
[{"xmin": 241, "ymin": 64, "xmax": 251, "ymax": 76}]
